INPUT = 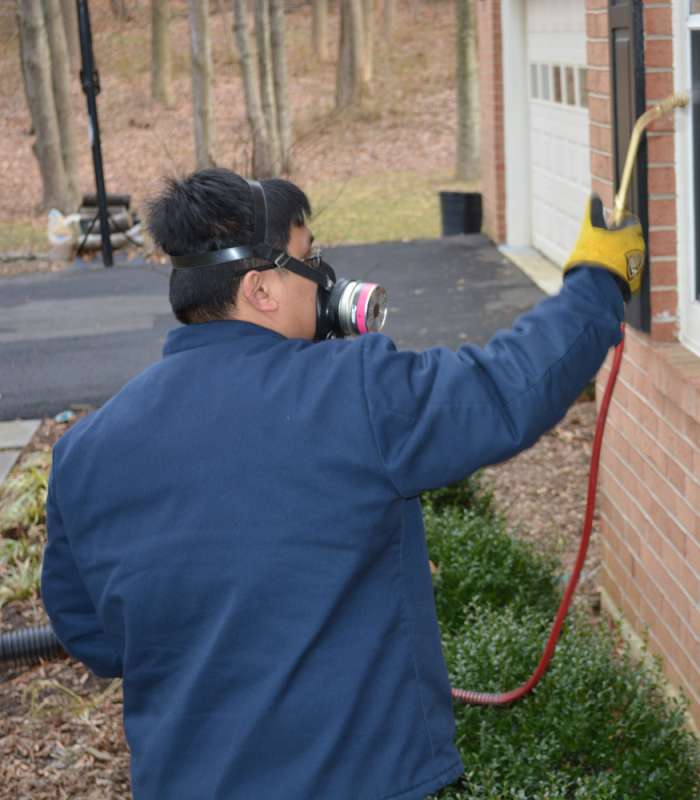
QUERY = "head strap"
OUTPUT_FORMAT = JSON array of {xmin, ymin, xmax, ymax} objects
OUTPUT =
[
  {"xmin": 169, "ymin": 178, "xmax": 335, "ymax": 289},
  {"xmin": 247, "ymin": 180, "xmax": 268, "ymax": 245}
]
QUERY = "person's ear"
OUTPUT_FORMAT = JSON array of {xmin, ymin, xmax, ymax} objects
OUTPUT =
[{"xmin": 240, "ymin": 270, "xmax": 279, "ymax": 313}]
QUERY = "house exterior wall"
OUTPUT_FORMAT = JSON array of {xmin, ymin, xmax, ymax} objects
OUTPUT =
[
  {"xmin": 475, "ymin": 0, "xmax": 507, "ymax": 242},
  {"xmin": 477, "ymin": 0, "xmax": 700, "ymax": 730},
  {"xmin": 589, "ymin": 0, "xmax": 700, "ymax": 732}
]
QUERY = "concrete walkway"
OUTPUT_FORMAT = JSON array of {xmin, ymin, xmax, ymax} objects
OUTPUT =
[
  {"xmin": 0, "ymin": 419, "xmax": 41, "ymax": 484},
  {"xmin": 0, "ymin": 236, "xmax": 544, "ymax": 422}
]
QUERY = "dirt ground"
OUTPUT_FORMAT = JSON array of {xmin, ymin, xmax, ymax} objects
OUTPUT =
[
  {"xmin": 0, "ymin": 399, "xmax": 603, "ymax": 798},
  {"xmin": 0, "ymin": 0, "xmax": 458, "ymax": 271}
]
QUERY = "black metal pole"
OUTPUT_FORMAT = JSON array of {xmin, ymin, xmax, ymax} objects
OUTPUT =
[{"xmin": 76, "ymin": 0, "xmax": 113, "ymax": 267}]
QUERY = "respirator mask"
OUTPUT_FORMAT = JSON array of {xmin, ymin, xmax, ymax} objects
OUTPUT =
[{"xmin": 170, "ymin": 180, "xmax": 388, "ymax": 341}]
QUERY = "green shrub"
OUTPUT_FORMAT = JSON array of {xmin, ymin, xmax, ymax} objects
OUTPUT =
[
  {"xmin": 419, "ymin": 475, "xmax": 700, "ymax": 799},
  {"xmin": 430, "ymin": 603, "xmax": 700, "ymax": 799},
  {"xmin": 422, "ymin": 474, "xmax": 495, "ymax": 518},
  {"xmin": 423, "ymin": 504, "xmax": 561, "ymax": 636}
]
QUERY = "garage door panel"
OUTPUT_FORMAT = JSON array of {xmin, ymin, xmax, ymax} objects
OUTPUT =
[{"xmin": 526, "ymin": 0, "xmax": 590, "ymax": 268}]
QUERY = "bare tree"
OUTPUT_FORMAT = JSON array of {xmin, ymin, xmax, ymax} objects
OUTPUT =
[
  {"xmin": 269, "ymin": 0, "xmax": 291, "ymax": 171},
  {"xmin": 233, "ymin": 0, "xmax": 273, "ymax": 176},
  {"xmin": 312, "ymin": 0, "xmax": 328, "ymax": 62},
  {"xmin": 151, "ymin": 0, "xmax": 173, "ymax": 107},
  {"xmin": 110, "ymin": 0, "xmax": 129, "ymax": 20},
  {"xmin": 336, "ymin": 0, "xmax": 365, "ymax": 109},
  {"xmin": 382, "ymin": 0, "xmax": 394, "ymax": 40},
  {"xmin": 59, "ymin": 0, "xmax": 79, "ymax": 71},
  {"xmin": 188, "ymin": 0, "xmax": 216, "ymax": 169},
  {"xmin": 362, "ymin": 0, "xmax": 373, "ymax": 84},
  {"xmin": 16, "ymin": 0, "xmax": 74, "ymax": 211},
  {"xmin": 215, "ymin": 0, "xmax": 238, "ymax": 65},
  {"xmin": 255, "ymin": 0, "xmax": 281, "ymax": 171},
  {"xmin": 42, "ymin": 0, "xmax": 78, "ymax": 203},
  {"xmin": 455, "ymin": 0, "xmax": 479, "ymax": 180}
]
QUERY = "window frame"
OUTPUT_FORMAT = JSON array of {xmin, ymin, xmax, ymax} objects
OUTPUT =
[{"xmin": 677, "ymin": 11, "xmax": 700, "ymax": 355}]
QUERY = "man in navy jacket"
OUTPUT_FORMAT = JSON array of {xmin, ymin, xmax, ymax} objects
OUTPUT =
[{"xmin": 41, "ymin": 169, "xmax": 644, "ymax": 799}]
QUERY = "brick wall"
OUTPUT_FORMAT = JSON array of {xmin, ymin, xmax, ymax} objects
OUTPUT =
[
  {"xmin": 597, "ymin": 332, "xmax": 700, "ymax": 731},
  {"xmin": 588, "ymin": 0, "xmax": 700, "ymax": 730},
  {"xmin": 474, "ymin": 0, "xmax": 506, "ymax": 242}
]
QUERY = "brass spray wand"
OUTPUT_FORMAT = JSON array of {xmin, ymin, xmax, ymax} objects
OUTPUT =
[{"xmin": 612, "ymin": 92, "xmax": 689, "ymax": 226}]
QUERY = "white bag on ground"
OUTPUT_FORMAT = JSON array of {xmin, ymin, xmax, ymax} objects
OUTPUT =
[{"xmin": 47, "ymin": 209, "xmax": 81, "ymax": 260}]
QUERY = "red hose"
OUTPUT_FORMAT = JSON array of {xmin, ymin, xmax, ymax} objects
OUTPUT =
[{"xmin": 451, "ymin": 325, "xmax": 626, "ymax": 706}]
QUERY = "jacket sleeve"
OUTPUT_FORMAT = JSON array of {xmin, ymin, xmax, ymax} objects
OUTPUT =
[
  {"xmin": 361, "ymin": 267, "xmax": 624, "ymax": 497},
  {"xmin": 41, "ymin": 465, "xmax": 123, "ymax": 678}
]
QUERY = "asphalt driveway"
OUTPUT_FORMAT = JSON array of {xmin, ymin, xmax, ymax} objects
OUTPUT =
[{"xmin": 0, "ymin": 236, "xmax": 544, "ymax": 421}]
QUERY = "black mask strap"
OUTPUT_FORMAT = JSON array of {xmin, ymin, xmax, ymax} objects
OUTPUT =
[
  {"xmin": 247, "ymin": 180, "xmax": 268, "ymax": 245},
  {"xmin": 170, "ymin": 178, "xmax": 335, "ymax": 289}
]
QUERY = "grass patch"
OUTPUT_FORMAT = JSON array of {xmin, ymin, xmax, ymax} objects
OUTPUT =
[
  {"xmin": 307, "ymin": 171, "xmax": 479, "ymax": 246},
  {"xmin": 421, "ymin": 477, "xmax": 700, "ymax": 800},
  {"xmin": 0, "ymin": 218, "xmax": 47, "ymax": 254},
  {"xmin": 0, "ymin": 452, "xmax": 49, "ymax": 607}
]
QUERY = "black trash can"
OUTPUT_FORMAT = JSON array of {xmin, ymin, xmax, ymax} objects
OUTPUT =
[{"xmin": 439, "ymin": 191, "xmax": 483, "ymax": 236}]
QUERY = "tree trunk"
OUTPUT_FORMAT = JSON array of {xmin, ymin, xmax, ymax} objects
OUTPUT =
[
  {"xmin": 382, "ymin": 0, "xmax": 394, "ymax": 40},
  {"xmin": 42, "ymin": 0, "xmax": 79, "ymax": 207},
  {"xmin": 254, "ymin": 0, "xmax": 281, "ymax": 172},
  {"xmin": 312, "ymin": 0, "xmax": 328, "ymax": 62},
  {"xmin": 269, "ymin": 0, "xmax": 291, "ymax": 172},
  {"xmin": 16, "ymin": 0, "xmax": 73, "ymax": 211},
  {"xmin": 59, "ymin": 0, "xmax": 79, "ymax": 71},
  {"xmin": 215, "ymin": 0, "xmax": 238, "ymax": 65},
  {"xmin": 111, "ymin": 0, "xmax": 129, "ymax": 19},
  {"xmin": 362, "ymin": 0, "xmax": 373, "ymax": 84},
  {"xmin": 336, "ymin": 0, "xmax": 365, "ymax": 109},
  {"xmin": 455, "ymin": 0, "xmax": 479, "ymax": 181},
  {"xmin": 233, "ymin": 0, "xmax": 273, "ymax": 177},
  {"xmin": 151, "ymin": 0, "xmax": 173, "ymax": 106},
  {"xmin": 188, "ymin": 0, "xmax": 216, "ymax": 169}
]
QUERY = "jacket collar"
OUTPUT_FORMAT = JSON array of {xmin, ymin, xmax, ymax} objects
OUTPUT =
[{"xmin": 163, "ymin": 320, "xmax": 285, "ymax": 356}]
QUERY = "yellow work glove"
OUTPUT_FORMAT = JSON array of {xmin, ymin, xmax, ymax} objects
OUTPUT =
[{"xmin": 563, "ymin": 195, "xmax": 646, "ymax": 301}]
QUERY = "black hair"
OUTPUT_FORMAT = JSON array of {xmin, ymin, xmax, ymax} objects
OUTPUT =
[{"xmin": 147, "ymin": 168, "xmax": 311, "ymax": 325}]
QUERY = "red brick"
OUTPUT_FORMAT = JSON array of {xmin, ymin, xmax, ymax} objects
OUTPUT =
[
  {"xmin": 587, "ymin": 68, "xmax": 610, "ymax": 95},
  {"xmin": 647, "ymin": 133, "xmax": 675, "ymax": 163},
  {"xmin": 587, "ymin": 40, "xmax": 610, "ymax": 67},
  {"xmin": 590, "ymin": 123, "xmax": 612, "ymax": 152},
  {"xmin": 591, "ymin": 150, "xmax": 612, "ymax": 178},
  {"xmin": 587, "ymin": 12, "xmax": 608, "ymax": 39},
  {"xmin": 651, "ymin": 287, "xmax": 678, "ymax": 316},
  {"xmin": 645, "ymin": 39, "xmax": 674, "ymax": 69},
  {"xmin": 645, "ymin": 71, "xmax": 676, "ymax": 102},
  {"xmin": 648, "ymin": 197, "xmax": 677, "ymax": 227},
  {"xmin": 650, "ymin": 259, "xmax": 677, "ymax": 287},
  {"xmin": 648, "ymin": 166, "xmax": 677, "ymax": 194},
  {"xmin": 650, "ymin": 320, "xmax": 678, "ymax": 343},
  {"xmin": 643, "ymin": 7, "xmax": 673, "ymax": 37},
  {"xmin": 648, "ymin": 229, "xmax": 677, "ymax": 258}
]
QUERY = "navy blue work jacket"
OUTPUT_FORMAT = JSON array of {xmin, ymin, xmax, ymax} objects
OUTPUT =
[{"xmin": 42, "ymin": 268, "xmax": 623, "ymax": 800}]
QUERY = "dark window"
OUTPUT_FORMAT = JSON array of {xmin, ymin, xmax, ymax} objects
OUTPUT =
[
  {"xmin": 565, "ymin": 66, "xmax": 576, "ymax": 105},
  {"xmin": 578, "ymin": 68, "xmax": 588, "ymax": 108},
  {"xmin": 553, "ymin": 66, "xmax": 563, "ymax": 102},
  {"xmin": 540, "ymin": 64, "xmax": 551, "ymax": 100}
]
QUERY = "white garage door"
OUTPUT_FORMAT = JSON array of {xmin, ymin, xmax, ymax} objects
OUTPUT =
[{"xmin": 526, "ymin": 0, "xmax": 590, "ymax": 267}]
